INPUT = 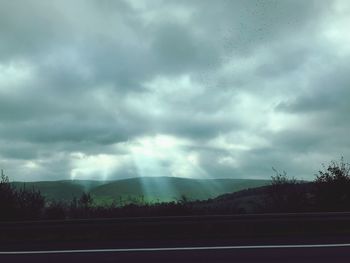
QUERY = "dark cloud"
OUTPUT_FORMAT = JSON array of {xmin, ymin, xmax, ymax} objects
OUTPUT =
[
  {"xmin": 0, "ymin": 0, "xmax": 349, "ymax": 181},
  {"xmin": 277, "ymin": 56, "xmax": 350, "ymax": 114},
  {"xmin": 150, "ymin": 22, "xmax": 221, "ymax": 74}
]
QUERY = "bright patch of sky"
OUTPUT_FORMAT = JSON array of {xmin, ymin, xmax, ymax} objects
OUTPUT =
[{"xmin": 0, "ymin": 0, "xmax": 350, "ymax": 181}]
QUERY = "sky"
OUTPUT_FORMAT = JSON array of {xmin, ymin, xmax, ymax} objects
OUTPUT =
[{"xmin": 0, "ymin": 0, "xmax": 350, "ymax": 181}]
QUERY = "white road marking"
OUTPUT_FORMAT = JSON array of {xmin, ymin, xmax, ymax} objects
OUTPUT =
[{"xmin": 1, "ymin": 243, "xmax": 350, "ymax": 255}]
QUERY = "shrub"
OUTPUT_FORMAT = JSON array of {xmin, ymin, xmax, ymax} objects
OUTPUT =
[
  {"xmin": 267, "ymin": 168, "xmax": 308, "ymax": 212},
  {"xmin": 0, "ymin": 170, "xmax": 45, "ymax": 220},
  {"xmin": 314, "ymin": 157, "xmax": 350, "ymax": 211}
]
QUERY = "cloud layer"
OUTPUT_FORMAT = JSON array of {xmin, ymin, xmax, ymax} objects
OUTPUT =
[{"xmin": 1, "ymin": 0, "xmax": 350, "ymax": 181}]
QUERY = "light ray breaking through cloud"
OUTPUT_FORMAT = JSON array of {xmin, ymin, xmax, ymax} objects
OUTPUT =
[{"xmin": 0, "ymin": 0, "xmax": 350, "ymax": 181}]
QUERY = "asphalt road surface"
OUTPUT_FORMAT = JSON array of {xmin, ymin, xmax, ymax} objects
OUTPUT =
[
  {"xmin": 1, "ymin": 243, "xmax": 350, "ymax": 263},
  {"xmin": 2, "ymin": 213, "xmax": 350, "ymax": 262}
]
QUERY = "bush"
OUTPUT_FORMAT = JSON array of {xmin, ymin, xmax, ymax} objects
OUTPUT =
[
  {"xmin": 267, "ymin": 168, "xmax": 308, "ymax": 212},
  {"xmin": 0, "ymin": 170, "xmax": 18, "ymax": 220},
  {"xmin": 314, "ymin": 157, "xmax": 350, "ymax": 211},
  {"xmin": 16, "ymin": 187, "xmax": 45, "ymax": 219},
  {"xmin": 0, "ymin": 170, "xmax": 45, "ymax": 220},
  {"xmin": 45, "ymin": 201, "xmax": 66, "ymax": 219}
]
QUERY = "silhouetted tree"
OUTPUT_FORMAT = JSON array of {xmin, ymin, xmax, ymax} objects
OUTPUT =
[
  {"xmin": 0, "ymin": 169, "xmax": 17, "ymax": 220},
  {"xmin": 267, "ymin": 168, "xmax": 308, "ymax": 212},
  {"xmin": 314, "ymin": 157, "xmax": 350, "ymax": 211},
  {"xmin": 79, "ymin": 192, "xmax": 93, "ymax": 209},
  {"xmin": 16, "ymin": 186, "xmax": 45, "ymax": 219},
  {"xmin": 0, "ymin": 170, "xmax": 45, "ymax": 220}
]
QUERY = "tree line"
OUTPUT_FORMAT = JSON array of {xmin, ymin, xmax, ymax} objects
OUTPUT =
[{"xmin": 1, "ymin": 158, "xmax": 350, "ymax": 221}]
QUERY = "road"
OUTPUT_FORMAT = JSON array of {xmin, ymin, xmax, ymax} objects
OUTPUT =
[
  {"xmin": 1, "ymin": 243, "xmax": 350, "ymax": 262},
  {"xmin": 2, "ymin": 213, "xmax": 350, "ymax": 262}
]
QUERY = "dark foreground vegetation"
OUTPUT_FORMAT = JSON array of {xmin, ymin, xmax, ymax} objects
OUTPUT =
[{"xmin": 1, "ymin": 158, "xmax": 350, "ymax": 221}]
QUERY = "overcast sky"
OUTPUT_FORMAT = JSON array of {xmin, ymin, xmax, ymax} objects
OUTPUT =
[{"xmin": 0, "ymin": 0, "xmax": 349, "ymax": 181}]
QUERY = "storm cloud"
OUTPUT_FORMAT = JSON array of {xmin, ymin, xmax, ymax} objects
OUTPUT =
[{"xmin": 0, "ymin": 0, "xmax": 349, "ymax": 181}]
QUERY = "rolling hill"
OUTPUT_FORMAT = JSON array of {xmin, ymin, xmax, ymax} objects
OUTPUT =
[
  {"xmin": 90, "ymin": 177, "xmax": 270, "ymax": 204},
  {"xmin": 11, "ymin": 177, "xmax": 271, "ymax": 204}
]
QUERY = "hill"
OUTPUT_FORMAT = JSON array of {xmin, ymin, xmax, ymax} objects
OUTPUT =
[
  {"xmin": 11, "ymin": 180, "xmax": 105, "ymax": 202},
  {"xmin": 90, "ymin": 177, "xmax": 270, "ymax": 204},
  {"xmin": 11, "ymin": 177, "xmax": 270, "ymax": 204},
  {"xmin": 200, "ymin": 181, "xmax": 315, "ymax": 214}
]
